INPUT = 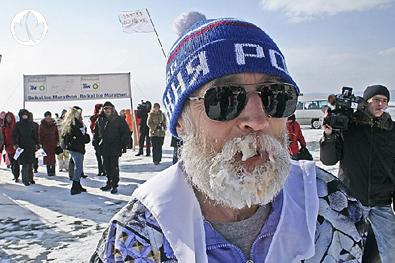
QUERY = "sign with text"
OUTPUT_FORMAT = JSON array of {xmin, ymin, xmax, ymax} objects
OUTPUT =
[
  {"xmin": 119, "ymin": 9, "xmax": 153, "ymax": 33},
  {"xmin": 24, "ymin": 73, "xmax": 131, "ymax": 102}
]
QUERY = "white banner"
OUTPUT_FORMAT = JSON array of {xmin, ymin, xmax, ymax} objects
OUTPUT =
[
  {"xmin": 119, "ymin": 9, "xmax": 153, "ymax": 33},
  {"xmin": 24, "ymin": 73, "xmax": 131, "ymax": 102}
]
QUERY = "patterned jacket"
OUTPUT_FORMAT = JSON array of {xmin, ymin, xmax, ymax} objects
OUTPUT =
[{"xmin": 91, "ymin": 162, "xmax": 367, "ymax": 263}]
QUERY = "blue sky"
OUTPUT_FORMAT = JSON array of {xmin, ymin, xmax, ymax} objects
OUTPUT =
[{"xmin": 1, "ymin": 0, "xmax": 394, "ymax": 115}]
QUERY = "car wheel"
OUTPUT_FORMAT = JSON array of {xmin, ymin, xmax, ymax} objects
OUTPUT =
[{"xmin": 311, "ymin": 119, "xmax": 321, "ymax": 129}]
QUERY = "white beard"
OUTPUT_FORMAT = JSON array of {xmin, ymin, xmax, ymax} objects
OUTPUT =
[{"xmin": 181, "ymin": 132, "xmax": 290, "ymax": 209}]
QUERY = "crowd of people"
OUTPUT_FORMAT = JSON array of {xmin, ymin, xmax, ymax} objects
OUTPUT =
[{"xmin": 0, "ymin": 100, "xmax": 170, "ymax": 196}]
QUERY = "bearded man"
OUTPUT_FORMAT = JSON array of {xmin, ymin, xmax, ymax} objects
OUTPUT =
[{"xmin": 91, "ymin": 13, "xmax": 366, "ymax": 263}]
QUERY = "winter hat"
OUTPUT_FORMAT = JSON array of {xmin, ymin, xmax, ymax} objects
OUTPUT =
[
  {"xmin": 18, "ymin": 109, "xmax": 29, "ymax": 118},
  {"xmin": 363, "ymin": 85, "xmax": 390, "ymax": 101},
  {"xmin": 73, "ymin": 106, "xmax": 82, "ymax": 111},
  {"xmin": 103, "ymin": 101, "xmax": 115, "ymax": 108},
  {"xmin": 163, "ymin": 12, "xmax": 299, "ymax": 137}
]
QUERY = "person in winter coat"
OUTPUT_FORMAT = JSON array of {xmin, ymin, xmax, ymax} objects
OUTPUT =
[
  {"xmin": 90, "ymin": 103, "xmax": 105, "ymax": 177},
  {"xmin": 320, "ymin": 84, "xmax": 395, "ymax": 263},
  {"xmin": 92, "ymin": 14, "xmax": 367, "ymax": 263},
  {"xmin": 56, "ymin": 109, "xmax": 69, "ymax": 172},
  {"xmin": 12, "ymin": 109, "xmax": 39, "ymax": 186},
  {"xmin": 286, "ymin": 114, "xmax": 306, "ymax": 157},
  {"xmin": 135, "ymin": 101, "xmax": 151, "ymax": 156},
  {"xmin": 61, "ymin": 106, "xmax": 90, "ymax": 195},
  {"xmin": 147, "ymin": 103, "xmax": 167, "ymax": 165},
  {"xmin": 2, "ymin": 112, "xmax": 19, "ymax": 181},
  {"xmin": 39, "ymin": 111, "xmax": 59, "ymax": 176},
  {"xmin": 95, "ymin": 101, "xmax": 131, "ymax": 194}
]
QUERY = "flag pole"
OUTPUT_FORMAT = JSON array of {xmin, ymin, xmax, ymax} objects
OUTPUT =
[{"xmin": 145, "ymin": 8, "xmax": 167, "ymax": 59}]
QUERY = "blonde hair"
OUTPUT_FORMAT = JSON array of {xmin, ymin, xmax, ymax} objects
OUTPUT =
[{"xmin": 61, "ymin": 108, "xmax": 80, "ymax": 137}]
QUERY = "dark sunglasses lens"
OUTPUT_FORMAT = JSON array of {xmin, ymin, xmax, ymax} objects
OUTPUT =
[
  {"xmin": 204, "ymin": 86, "xmax": 246, "ymax": 121},
  {"xmin": 260, "ymin": 84, "xmax": 298, "ymax": 118}
]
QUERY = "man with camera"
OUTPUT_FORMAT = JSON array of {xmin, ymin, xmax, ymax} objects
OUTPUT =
[
  {"xmin": 135, "ymin": 100, "xmax": 152, "ymax": 157},
  {"xmin": 320, "ymin": 85, "xmax": 395, "ymax": 263}
]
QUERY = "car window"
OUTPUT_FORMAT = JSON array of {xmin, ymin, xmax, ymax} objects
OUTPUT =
[{"xmin": 296, "ymin": 101, "xmax": 303, "ymax": 110}]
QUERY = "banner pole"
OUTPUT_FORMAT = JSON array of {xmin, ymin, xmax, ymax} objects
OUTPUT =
[
  {"xmin": 23, "ymin": 75, "xmax": 26, "ymax": 109},
  {"xmin": 145, "ymin": 8, "xmax": 167, "ymax": 59},
  {"xmin": 128, "ymin": 73, "xmax": 139, "ymax": 151}
]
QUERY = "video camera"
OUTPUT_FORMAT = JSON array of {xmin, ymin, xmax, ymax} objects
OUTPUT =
[
  {"xmin": 136, "ymin": 100, "xmax": 151, "ymax": 119},
  {"xmin": 323, "ymin": 87, "xmax": 364, "ymax": 130}
]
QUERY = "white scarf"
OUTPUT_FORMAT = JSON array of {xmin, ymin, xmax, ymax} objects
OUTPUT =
[{"xmin": 133, "ymin": 160, "xmax": 319, "ymax": 263}]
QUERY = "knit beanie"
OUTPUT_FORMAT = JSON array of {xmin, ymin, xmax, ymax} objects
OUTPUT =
[
  {"xmin": 103, "ymin": 101, "xmax": 115, "ymax": 108},
  {"xmin": 363, "ymin": 85, "xmax": 390, "ymax": 101},
  {"xmin": 163, "ymin": 14, "xmax": 299, "ymax": 137}
]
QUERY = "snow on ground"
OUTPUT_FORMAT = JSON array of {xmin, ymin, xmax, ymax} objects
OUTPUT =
[{"xmin": 0, "ymin": 127, "xmax": 337, "ymax": 262}]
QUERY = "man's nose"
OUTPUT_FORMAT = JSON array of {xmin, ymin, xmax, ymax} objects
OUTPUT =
[{"xmin": 236, "ymin": 93, "xmax": 270, "ymax": 132}]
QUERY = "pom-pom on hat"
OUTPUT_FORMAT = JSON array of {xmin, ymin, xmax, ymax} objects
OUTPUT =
[{"xmin": 163, "ymin": 12, "xmax": 299, "ymax": 137}]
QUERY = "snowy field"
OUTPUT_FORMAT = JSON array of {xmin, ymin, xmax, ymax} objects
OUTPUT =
[{"xmin": 0, "ymin": 127, "xmax": 337, "ymax": 262}]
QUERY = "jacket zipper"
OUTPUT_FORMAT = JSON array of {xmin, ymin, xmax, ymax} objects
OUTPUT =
[
  {"xmin": 206, "ymin": 243, "xmax": 247, "ymax": 262},
  {"xmin": 249, "ymin": 231, "xmax": 275, "ymax": 263}
]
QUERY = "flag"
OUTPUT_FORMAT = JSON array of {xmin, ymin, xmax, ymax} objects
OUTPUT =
[{"xmin": 119, "ymin": 9, "xmax": 154, "ymax": 33}]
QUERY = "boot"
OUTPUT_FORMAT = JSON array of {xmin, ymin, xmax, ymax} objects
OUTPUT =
[
  {"xmin": 146, "ymin": 148, "xmax": 151, "ymax": 157},
  {"xmin": 100, "ymin": 183, "xmax": 112, "ymax": 191},
  {"xmin": 78, "ymin": 181, "xmax": 87, "ymax": 192},
  {"xmin": 135, "ymin": 151, "xmax": 143, "ymax": 156},
  {"xmin": 111, "ymin": 187, "xmax": 118, "ymax": 194},
  {"xmin": 70, "ymin": 181, "xmax": 82, "ymax": 195}
]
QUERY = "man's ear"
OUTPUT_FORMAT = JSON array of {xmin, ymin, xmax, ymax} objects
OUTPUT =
[{"xmin": 176, "ymin": 119, "xmax": 186, "ymax": 136}]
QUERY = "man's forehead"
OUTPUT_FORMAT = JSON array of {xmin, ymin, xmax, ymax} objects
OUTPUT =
[
  {"xmin": 196, "ymin": 73, "xmax": 280, "ymax": 94},
  {"xmin": 370, "ymin": 94, "xmax": 388, "ymax": 100}
]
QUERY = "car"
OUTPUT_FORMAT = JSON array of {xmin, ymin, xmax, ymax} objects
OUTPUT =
[
  {"xmin": 387, "ymin": 103, "xmax": 395, "ymax": 119},
  {"xmin": 294, "ymin": 99, "xmax": 327, "ymax": 129}
]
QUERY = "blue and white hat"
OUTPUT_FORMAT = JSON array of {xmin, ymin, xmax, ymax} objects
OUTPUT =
[{"xmin": 163, "ymin": 17, "xmax": 299, "ymax": 137}]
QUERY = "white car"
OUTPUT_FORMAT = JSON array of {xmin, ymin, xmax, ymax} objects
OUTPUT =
[
  {"xmin": 387, "ymin": 102, "xmax": 395, "ymax": 119},
  {"xmin": 294, "ymin": 99, "xmax": 327, "ymax": 129}
]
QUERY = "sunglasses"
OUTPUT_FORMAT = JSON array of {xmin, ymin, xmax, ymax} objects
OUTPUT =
[{"xmin": 189, "ymin": 82, "xmax": 298, "ymax": 121}]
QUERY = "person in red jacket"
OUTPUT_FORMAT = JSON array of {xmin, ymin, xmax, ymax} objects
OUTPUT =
[
  {"xmin": 2, "ymin": 112, "xmax": 19, "ymax": 181},
  {"xmin": 286, "ymin": 114, "xmax": 306, "ymax": 157},
  {"xmin": 39, "ymin": 111, "xmax": 59, "ymax": 176}
]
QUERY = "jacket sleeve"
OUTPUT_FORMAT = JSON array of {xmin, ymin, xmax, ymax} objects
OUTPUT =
[
  {"xmin": 55, "ymin": 126, "xmax": 59, "ymax": 144},
  {"xmin": 147, "ymin": 113, "xmax": 155, "ymax": 131},
  {"xmin": 0, "ymin": 130, "xmax": 4, "ymax": 149},
  {"xmin": 119, "ymin": 118, "xmax": 131, "ymax": 149},
  {"xmin": 39, "ymin": 124, "xmax": 44, "ymax": 145},
  {"xmin": 162, "ymin": 113, "xmax": 167, "ymax": 130},
  {"xmin": 320, "ymin": 131, "xmax": 343, "ymax": 165},
  {"xmin": 296, "ymin": 123, "xmax": 306, "ymax": 147},
  {"xmin": 92, "ymin": 121, "xmax": 100, "ymax": 147},
  {"xmin": 12, "ymin": 124, "xmax": 19, "ymax": 146}
]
